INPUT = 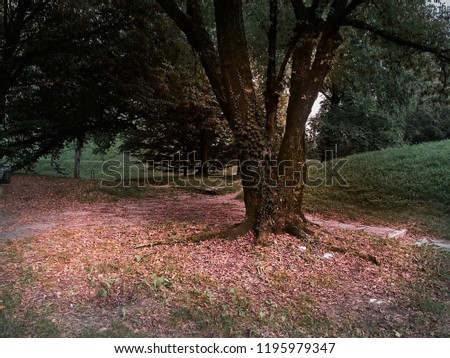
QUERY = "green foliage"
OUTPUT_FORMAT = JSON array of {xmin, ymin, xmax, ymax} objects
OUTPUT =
[
  {"xmin": 1, "ymin": 1, "xmax": 178, "ymax": 168},
  {"xmin": 404, "ymin": 107, "xmax": 450, "ymax": 144},
  {"xmin": 119, "ymin": 22, "xmax": 235, "ymax": 166}
]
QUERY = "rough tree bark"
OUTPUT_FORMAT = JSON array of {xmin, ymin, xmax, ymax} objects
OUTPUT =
[{"xmin": 212, "ymin": 0, "xmax": 273, "ymax": 236}]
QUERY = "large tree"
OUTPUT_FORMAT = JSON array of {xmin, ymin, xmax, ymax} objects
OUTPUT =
[{"xmin": 156, "ymin": 0, "xmax": 450, "ymax": 242}]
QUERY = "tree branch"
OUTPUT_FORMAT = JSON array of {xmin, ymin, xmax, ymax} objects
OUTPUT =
[
  {"xmin": 291, "ymin": 0, "xmax": 306, "ymax": 19},
  {"xmin": 156, "ymin": 0, "xmax": 227, "ymax": 110},
  {"xmin": 319, "ymin": 89, "xmax": 332, "ymax": 102},
  {"xmin": 340, "ymin": 0, "xmax": 366, "ymax": 21},
  {"xmin": 155, "ymin": 0, "xmax": 193, "ymax": 35},
  {"xmin": 330, "ymin": 0, "xmax": 366, "ymax": 29},
  {"xmin": 186, "ymin": 0, "xmax": 204, "ymax": 24},
  {"xmin": 267, "ymin": 0, "xmax": 278, "ymax": 89},
  {"xmin": 345, "ymin": 18, "xmax": 450, "ymax": 63}
]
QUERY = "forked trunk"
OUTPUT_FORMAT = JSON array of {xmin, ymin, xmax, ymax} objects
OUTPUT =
[
  {"xmin": 157, "ymin": 0, "xmax": 344, "ymax": 242},
  {"xmin": 258, "ymin": 33, "xmax": 343, "ymax": 239}
]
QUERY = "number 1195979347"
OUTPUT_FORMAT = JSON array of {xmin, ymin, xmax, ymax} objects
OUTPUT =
[{"xmin": 256, "ymin": 343, "xmax": 336, "ymax": 354}]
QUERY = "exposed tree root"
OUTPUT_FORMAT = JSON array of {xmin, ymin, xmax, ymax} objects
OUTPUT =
[
  {"xmin": 135, "ymin": 214, "xmax": 317, "ymax": 249},
  {"xmin": 135, "ymin": 230, "xmax": 224, "ymax": 249},
  {"xmin": 329, "ymin": 246, "xmax": 381, "ymax": 266},
  {"xmin": 228, "ymin": 219, "xmax": 256, "ymax": 239}
]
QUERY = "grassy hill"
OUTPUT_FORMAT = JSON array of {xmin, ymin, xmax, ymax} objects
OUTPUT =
[{"xmin": 304, "ymin": 140, "xmax": 450, "ymax": 239}]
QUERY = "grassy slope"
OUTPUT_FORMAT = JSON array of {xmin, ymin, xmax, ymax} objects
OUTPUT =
[{"xmin": 304, "ymin": 140, "xmax": 450, "ymax": 239}]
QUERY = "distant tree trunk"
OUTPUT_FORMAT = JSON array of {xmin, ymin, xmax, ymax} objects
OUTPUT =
[
  {"xmin": 0, "ymin": 84, "xmax": 8, "ymax": 158},
  {"xmin": 74, "ymin": 137, "xmax": 83, "ymax": 179},
  {"xmin": 50, "ymin": 152, "xmax": 57, "ymax": 167},
  {"xmin": 0, "ymin": 88, "xmax": 6, "ymax": 128},
  {"xmin": 197, "ymin": 128, "xmax": 210, "ymax": 176},
  {"xmin": 0, "ymin": 70, "xmax": 8, "ymax": 127}
]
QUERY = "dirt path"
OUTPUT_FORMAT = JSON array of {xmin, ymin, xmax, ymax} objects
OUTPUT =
[
  {"xmin": 1, "ymin": 175, "xmax": 448, "ymax": 251},
  {"xmin": 0, "ymin": 196, "xmax": 244, "ymax": 239},
  {"xmin": 1, "ymin": 185, "xmax": 404, "ymax": 240}
]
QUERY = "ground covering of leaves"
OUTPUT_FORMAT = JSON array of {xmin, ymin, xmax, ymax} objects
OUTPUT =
[{"xmin": 1, "ymin": 175, "xmax": 449, "ymax": 337}]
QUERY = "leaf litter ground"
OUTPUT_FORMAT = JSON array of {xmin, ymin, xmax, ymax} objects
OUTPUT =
[{"xmin": 0, "ymin": 175, "xmax": 449, "ymax": 337}]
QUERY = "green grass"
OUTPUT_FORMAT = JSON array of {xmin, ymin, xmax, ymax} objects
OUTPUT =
[
  {"xmin": 27, "ymin": 141, "xmax": 242, "ymax": 196},
  {"xmin": 27, "ymin": 141, "xmax": 147, "ymax": 180},
  {"xmin": 0, "ymin": 288, "xmax": 60, "ymax": 338},
  {"xmin": 304, "ymin": 140, "xmax": 450, "ymax": 239},
  {"xmin": 169, "ymin": 287, "xmax": 331, "ymax": 337}
]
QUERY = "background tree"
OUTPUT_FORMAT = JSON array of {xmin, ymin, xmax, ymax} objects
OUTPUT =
[
  {"xmin": 309, "ymin": 33, "xmax": 417, "ymax": 158},
  {"xmin": 0, "ymin": 1, "xmax": 158, "ymax": 173},
  {"xmin": 1, "ymin": 1, "xmax": 233, "ymax": 177},
  {"xmin": 404, "ymin": 107, "xmax": 450, "ymax": 144},
  {"xmin": 310, "ymin": 14, "xmax": 450, "ymax": 158}
]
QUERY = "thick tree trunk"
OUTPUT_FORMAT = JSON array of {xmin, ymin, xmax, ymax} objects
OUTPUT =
[
  {"xmin": 213, "ymin": 0, "xmax": 270, "ymax": 234},
  {"xmin": 157, "ymin": 1, "xmax": 347, "ymax": 242}
]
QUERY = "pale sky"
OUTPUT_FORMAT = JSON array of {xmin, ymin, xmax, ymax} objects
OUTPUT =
[{"xmin": 431, "ymin": 0, "xmax": 450, "ymax": 5}]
